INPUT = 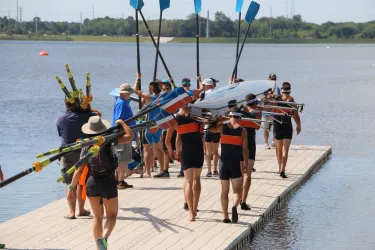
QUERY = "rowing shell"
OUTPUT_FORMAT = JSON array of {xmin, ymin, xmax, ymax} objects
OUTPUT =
[{"xmin": 190, "ymin": 80, "xmax": 276, "ymax": 119}]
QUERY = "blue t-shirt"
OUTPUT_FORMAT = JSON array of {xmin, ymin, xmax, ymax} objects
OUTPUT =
[
  {"xmin": 56, "ymin": 110, "xmax": 96, "ymax": 146},
  {"xmin": 112, "ymin": 97, "xmax": 135, "ymax": 126}
]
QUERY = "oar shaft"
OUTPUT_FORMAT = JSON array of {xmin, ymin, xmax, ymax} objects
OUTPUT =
[
  {"xmin": 153, "ymin": 10, "xmax": 163, "ymax": 81},
  {"xmin": 231, "ymin": 24, "xmax": 251, "ymax": 82},
  {"xmin": 139, "ymin": 11, "xmax": 176, "ymax": 88},
  {"xmin": 196, "ymin": 13, "xmax": 200, "ymax": 89},
  {"xmin": 65, "ymin": 64, "xmax": 81, "ymax": 107},
  {"xmin": 86, "ymin": 72, "xmax": 91, "ymax": 111},
  {"xmin": 0, "ymin": 168, "xmax": 33, "ymax": 188},
  {"xmin": 235, "ymin": 12, "xmax": 241, "ymax": 79},
  {"xmin": 259, "ymin": 105, "xmax": 296, "ymax": 110}
]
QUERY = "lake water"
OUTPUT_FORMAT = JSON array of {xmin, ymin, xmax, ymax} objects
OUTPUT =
[{"xmin": 0, "ymin": 41, "xmax": 374, "ymax": 249}]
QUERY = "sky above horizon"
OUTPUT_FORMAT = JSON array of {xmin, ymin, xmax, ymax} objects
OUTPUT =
[{"xmin": 0, "ymin": 0, "xmax": 374, "ymax": 24}]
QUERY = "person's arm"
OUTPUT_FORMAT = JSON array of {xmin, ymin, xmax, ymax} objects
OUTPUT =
[
  {"xmin": 133, "ymin": 72, "xmax": 152, "ymax": 103},
  {"xmin": 242, "ymin": 129, "xmax": 249, "ymax": 171},
  {"xmin": 175, "ymin": 133, "xmax": 181, "ymax": 162},
  {"xmin": 293, "ymin": 110, "xmax": 301, "ymax": 134},
  {"xmin": 90, "ymin": 107, "xmax": 102, "ymax": 117},
  {"xmin": 68, "ymin": 147, "xmax": 87, "ymax": 197},
  {"xmin": 166, "ymin": 125, "xmax": 177, "ymax": 159},
  {"xmin": 193, "ymin": 75, "xmax": 204, "ymax": 97},
  {"xmin": 116, "ymin": 120, "xmax": 134, "ymax": 144},
  {"xmin": 0, "ymin": 166, "xmax": 4, "ymax": 182}
]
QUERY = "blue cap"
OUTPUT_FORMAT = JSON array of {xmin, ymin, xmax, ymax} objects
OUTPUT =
[{"xmin": 162, "ymin": 79, "xmax": 169, "ymax": 83}]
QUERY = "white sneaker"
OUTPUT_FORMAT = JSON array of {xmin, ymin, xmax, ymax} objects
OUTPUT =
[
  {"xmin": 271, "ymin": 141, "xmax": 276, "ymax": 148},
  {"xmin": 264, "ymin": 143, "xmax": 271, "ymax": 149}
]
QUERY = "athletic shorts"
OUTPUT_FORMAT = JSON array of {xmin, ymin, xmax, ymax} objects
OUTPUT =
[
  {"xmin": 127, "ymin": 161, "xmax": 141, "ymax": 170},
  {"xmin": 261, "ymin": 116, "xmax": 273, "ymax": 130},
  {"xmin": 162, "ymin": 130, "xmax": 177, "ymax": 151},
  {"xmin": 240, "ymin": 142, "xmax": 256, "ymax": 161},
  {"xmin": 182, "ymin": 164, "xmax": 203, "ymax": 171},
  {"xmin": 204, "ymin": 131, "xmax": 220, "ymax": 143},
  {"xmin": 274, "ymin": 124, "xmax": 293, "ymax": 140},
  {"xmin": 60, "ymin": 151, "xmax": 81, "ymax": 184},
  {"xmin": 116, "ymin": 143, "xmax": 132, "ymax": 163},
  {"xmin": 145, "ymin": 128, "xmax": 162, "ymax": 145},
  {"xmin": 86, "ymin": 175, "xmax": 118, "ymax": 199},
  {"xmin": 219, "ymin": 160, "xmax": 242, "ymax": 180}
]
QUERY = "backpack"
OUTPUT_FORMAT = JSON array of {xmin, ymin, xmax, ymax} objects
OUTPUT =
[{"xmin": 88, "ymin": 143, "xmax": 118, "ymax": 179}]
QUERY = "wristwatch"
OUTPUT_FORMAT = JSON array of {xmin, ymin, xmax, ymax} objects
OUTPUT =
[{"xmin": 68, "ymin": 185, "xmax": 75, "ymax": 191}]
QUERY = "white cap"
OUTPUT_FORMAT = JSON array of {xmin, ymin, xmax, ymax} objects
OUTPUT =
[{"xmin": 202, "ymin": 78, "xmax": 214, "ymax": 86}]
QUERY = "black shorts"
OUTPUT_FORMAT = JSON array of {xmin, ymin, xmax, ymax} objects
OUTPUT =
[
  {"xmin": 274, "ymin": 124, "xmax": 293, "ymax": 140},
  {"xmin": 182, "ymin": 164, "xmax": 203, "ymax": 171},
  {"xmin": 60, "ymin": 151, "xmax": 81, "ymax": 184},
  {"xmin": 86, "ymin": 175, "xmax": 118, "ymax": 199},
  {"xmin": 141, "ymin": 133, "xmax": 149, "ymax": 145},
  {"xmin": 240, "ymin": 143, "xmax": 256, "ymax": 161},
  {"xmin": 204, "ymin": 131, "xmax": 220, "ymax": 143},
  {"xmin": 219, "ymin": 160, "xmax": 242, "ymax": 180},
  {"xmin": 162, "ymin": 130, "xmax": 177, "ymax": 151}
]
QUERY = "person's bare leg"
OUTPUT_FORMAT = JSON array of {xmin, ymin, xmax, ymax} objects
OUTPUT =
[
  {"xmin": 154, "ymin": 143, "xmax": 164, "ymax": 172},
  {"xmin": 231, "ymin": 177, "xmax": 243, "ymax": 207},
  {"xmin": 66, "ymin": 184, "xmax": 77, "ymax": 218},
  {"xmin": 184, "ymin": 169, "xmax": 195, "ymax": 221},
  {"xmin": 77, "ymin": 184, "xmax": 88, "ymax": 215},
  {"xmin": 192, "ymin": 168, "xmax": 202, "ymax": 217},
  {"xmin": 205, "ymin": 142, "xmax": 213, "ymax": 174},
  {"xmin": 274, "ymin": 139, "xmax": 283, "ymax": 172},
  {"xmin": 281, "ymin": 139, "xmax": 292, "ymax": 173},
  {"xmin": 88, "ymin": 197, "xmax": 104, "ymax": 250},
  {"xmin": 102, "ymin": 197, "xmax": 119, "ymax": 240},
  {"xmin": 163, "ymin": 150, "xmax": 170, "ymax": 172},
  {"xmin": 213, "ymin": 143, "xmax": 220, "ymax": 173},
  {"xmin": 143, "ymin": 144, "xmax": 152, "ymax": 177},
  {"xmin": 116, "ymin": 162, "xmax": 126, "ymax": 182},
  {"xmin": 264, "ymin": 129, "xmax": 269, "ymax": 145},
  {"xmin": 220, "ymin": 180, "xmax": 230, "ymax": 220},
  {"xmin": 241, "ymin": 160, "xmax": 255, "ymax": 204}
]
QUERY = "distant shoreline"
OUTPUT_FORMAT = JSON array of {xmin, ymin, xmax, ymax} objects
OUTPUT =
[{"xmin": 1, "ymin": 34, "xmax": 375, "ymax": 44}]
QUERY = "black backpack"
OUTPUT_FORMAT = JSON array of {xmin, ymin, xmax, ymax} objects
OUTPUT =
[{"xmin": 88, "ymin": 144, "xmax": 118, "ymax": 179}]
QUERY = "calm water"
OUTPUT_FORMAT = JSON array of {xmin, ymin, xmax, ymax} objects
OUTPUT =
[{"xmin": 0, "ymin": 41, "xmax": 374, "ymax": 249}]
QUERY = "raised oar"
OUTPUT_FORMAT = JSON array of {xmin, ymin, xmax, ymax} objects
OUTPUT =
[
  {"xmin": 153, "ymin": 0, "xmax": 171, "ymax": 81},
  {"xmin": 0, "ymin": 151, "xmax": 72, "ymax": 188},
  {"xmin": 194, "ymin": 0, "xmax": 202, "ymax": 89},
  {"xmin": 55, "ymin": 76, "xmax": 75, "ymax": 105},
  {"xmin": 64, "ymin": 64, "xmax": 81, "ymax": 108},
  {"xmin": 230, "ymin": 1, "xmax": 260, "ymax": 83},
  {"xmin": 86, "ymin": 72, "xmax": 91, "ymax": 111},
  {"xmin": 235, "ymin": 0, "xmax": 245, "ymax": 79},
  {"xmin": 138, "ymin": 11, "xmax": 177, "ymax": 89}
]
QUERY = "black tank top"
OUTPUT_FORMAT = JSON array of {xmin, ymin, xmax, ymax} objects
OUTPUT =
[
  {"xmin": 275, "ymin": 96, "xmax": 293, "ymax": 126},
  {"xmin": 238, "ymin": 110, "xmax": 259, "ymax": 137},
  {"xmin": 220, "ymin": 123, "xmax": 243, "ymax": 162},
  {"xmin": 176, "ymin": 114, "xmax": 204, "ymax": 165}
]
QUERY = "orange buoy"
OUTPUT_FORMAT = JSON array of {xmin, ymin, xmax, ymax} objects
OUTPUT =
[{"xmin": 39, "ymin": 51, "xmax": 49, "ymax": 56}]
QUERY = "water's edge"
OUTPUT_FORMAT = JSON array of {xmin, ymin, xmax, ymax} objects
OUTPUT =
[{"xmin": 226, "ymin": 147, "xmax": 332, "ymax": 250}]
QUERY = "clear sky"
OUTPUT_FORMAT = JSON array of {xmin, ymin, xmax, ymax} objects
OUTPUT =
[{"xmin": 0, "ymin": 0, "xmax": 374, "ymax": 24}]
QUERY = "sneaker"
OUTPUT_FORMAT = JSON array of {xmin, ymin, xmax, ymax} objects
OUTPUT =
[
  {"xmin": 265, "ymin": 143, "xmax": 271, "ymax": 149},
  {"xmin": 153, "ymin": 172, "xmax": 163, "ymax": 177},
  {"xmin": 240, "ymin": 202, "xmax": 251, "ymax": 211},
  {"xmin": 177, "ymin": 172, "xmax": 184, "ymax": 178},
  {"xmin": 280, "ymin": 172, "xmax": 288, "ymax": 178},
  {"xmin": 213, "ymin": 170, "xmax": 219, "ymax": 176},
  {"xmin": 271, "ymin": 141, "xmax": 276, "ymax": 148},
  {"xmin": 223, "ymin": 218, "xmax": 231, "ymax": 223},
  {"xmin": 206, "ymin": 172, "xmax": 212, "ymax": 177},
  {"xmin": 96, "ymin": 237, "xmax": 108, "ymax": 250},
  {"xmin": 184, "ymin": 203, "xmax": 189, "ymax": 211},
  {"xmin": 117, "ymin": 181, "xmax": 127, "ymax": 189},
  {"xmin": 155, "ymin": 171, "xmax": 170, "ymax": 178},
  {"xmin": 123, "ymin": 181, "xmax": 134, "ymax": 188},
  {"xmin": 232, "ymin": 206, "xmax": 238, "ymax": 223}
]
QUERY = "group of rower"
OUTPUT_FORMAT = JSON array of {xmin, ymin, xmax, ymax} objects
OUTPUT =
[{"xmin": 54, "ymin": 73, "xmax": 301, "ymax": 250}]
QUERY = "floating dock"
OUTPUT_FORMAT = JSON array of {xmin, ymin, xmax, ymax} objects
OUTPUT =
[{"xmin": 0, "ymin": 145, "xmax": 331, "ymax": 250}]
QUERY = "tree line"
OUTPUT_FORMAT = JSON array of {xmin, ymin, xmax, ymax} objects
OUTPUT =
[{"xmin": 1, "ymin": 12, "xmax": 375, "ymax": 39}]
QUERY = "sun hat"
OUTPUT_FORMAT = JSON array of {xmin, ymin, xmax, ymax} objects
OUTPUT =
[
  {"xmin": 202, "ymin": 78, "xmax": 214, "ymax": 86},
  {"xmin": 118, "ymin": 83, "xmax": 134, "ymax": 94},
  {"xmin": 82, "ymin": 116, "xmax": 111, "ymax": 135}
]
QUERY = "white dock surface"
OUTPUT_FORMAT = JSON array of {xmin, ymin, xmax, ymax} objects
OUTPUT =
[{"xmin": 0, "ymin": 145, "xmax": 331, "ymax": 250}]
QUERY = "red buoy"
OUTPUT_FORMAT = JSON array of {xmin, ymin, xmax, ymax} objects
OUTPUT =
[{"xmin": 39, "ymin": 51, "xmax": 49, "ymax": 56}]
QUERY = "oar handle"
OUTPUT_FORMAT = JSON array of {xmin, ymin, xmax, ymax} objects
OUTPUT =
[{"xmin": 57, "ymin": 152, "xmax": 93, "ymax": 183}]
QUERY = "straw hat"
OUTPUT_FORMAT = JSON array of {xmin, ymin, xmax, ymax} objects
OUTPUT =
[{"xmin": 82, "ymin": 116, "xmax": 111, "ymax": 134}]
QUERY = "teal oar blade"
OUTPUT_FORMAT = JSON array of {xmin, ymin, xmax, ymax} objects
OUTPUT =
[
  {"xmin": 194, "ymin": 0, "xmax": 202, "ymax": 14},
  {"xmin": 245, "ymin": 1, "xmax": 260, "ymax": 24},
  {"xmin": 160, "ymin": 0, "xmax": 171, "ymax": 11},
  {"xmin": 236, "ymin": 0, "xmax": 244, "ymax": 13},
  {"xmin": 130, "ymin": 0, "xmax": 144, "ymax": 10}
]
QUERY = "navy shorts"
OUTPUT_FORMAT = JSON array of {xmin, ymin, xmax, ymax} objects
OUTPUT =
[
  {"xmin": 240, "ymin": 143, "xmax": 256, "ymax": 161},
  {"xmin": 204, "ymin": 131, "xmax": 220, "ymax": 143},
  {"xmin": 86, "ymin": 175, "xmax": 118, "ymax": 200},
  {"xmin": 219, "ymin": 160, "xmax": 242, "ymax": 180},
  {"xmin": 274, "ymin": 124, "xmax": 293, "ymax": 140}
]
